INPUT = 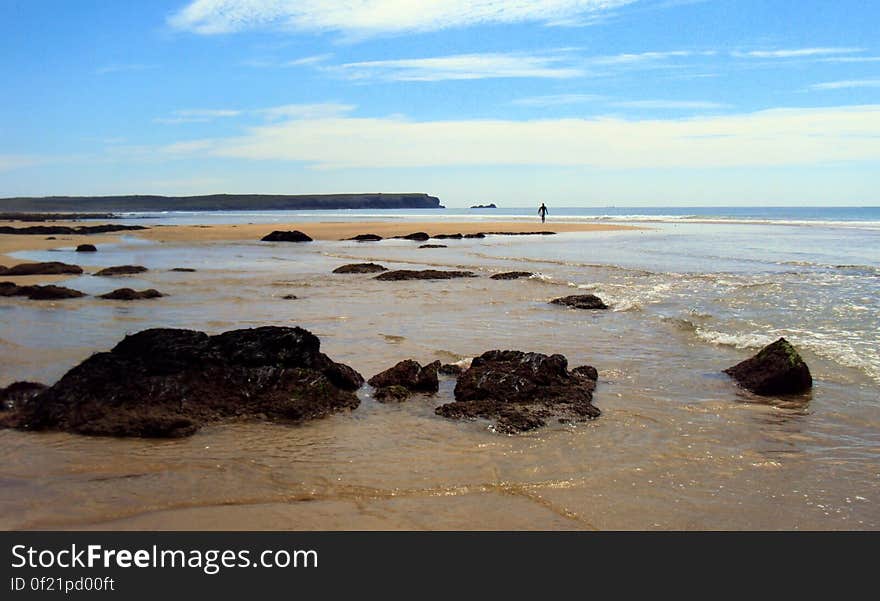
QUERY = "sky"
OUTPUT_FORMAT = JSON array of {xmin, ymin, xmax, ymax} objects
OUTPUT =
[{"xmin": 0, "ymin": 0, "xmax": 878, "ymax": 207}]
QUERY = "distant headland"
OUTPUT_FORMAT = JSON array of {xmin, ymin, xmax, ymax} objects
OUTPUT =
[{"xmin": 0, "ymin": 193, "xmax": 444, "ymax": 212}]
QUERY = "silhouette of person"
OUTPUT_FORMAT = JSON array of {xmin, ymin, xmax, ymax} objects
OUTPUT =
[{"xmin": 538, "ymin": 203, "xmax": 548, "ymax": 223}]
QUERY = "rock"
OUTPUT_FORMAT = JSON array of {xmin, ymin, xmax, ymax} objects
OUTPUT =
[
  {"xmin": 75, "ymin": 244, "xmax": 97, "ymax": 252},
  {"xmin": 373, "ymin": 385, "xmax": 412, "ymax": 403},
  {"xmin": 470, "ymin": 204, "xmax": 497, "ymax": 209},
  {"xmin": 261, "ymin": 230, "xmax": 313, "ymax": 242},
  {"xmin": 464, "ymin": 233, "xmax": 486, "ymax": 239},
  {"xmin": 491, "ymin": 271, "xmax": 533, "ymax": 280},
  {"xmin": 45, "ymin": 237, "xmax": 57, "ymax": 240},
  {"xmin": 483, "ymin": 231, "xmax": 556, "ymax": 236},
  {"xmin": 571, "ymin": 365, "xmax": 599, "ymax": 381},
  {"xmin": 368, "ymin": 359, "xmax": 440, "ymax": 394},
  {"xmin": 99, "ymin": 288, "xmax": 164, "ymax": 300},
  {"xmin": 392, "ymin": 232, "xmax": 430, "ymax": 241},
  {"xmin": 432, "ymin": 233, "xmax": 463, "ymax": 240},
  {"xmin": 332, "ymin": 263, "xmax": 388, "ymax": 274},
  {"xmin": 94, "ymin": 265, "xmax": 148, "ymax": 276},
  {"xmin": 0, "ymin": 262, "xmax": 83, "ymax": 276},
  {"xmin": 0, "ymin": 326, "xmax": 364, "ymax": 438},
  {"xmin": 419, "ymin": 244, "xmax": 447, "ymax": 249},
  {"xmin": 0, "ymin": 381, "xmax": 47, "ymax": 411},
  {"xmin": 0, "ymin": 224, "xmax": 147, "ymax": 236},
  {"xmin": 346, "ymin": 234, "xmax": 383, "ymax": 242},
  {"xmin": 0, "ymin": 282, "xmax": 85, "ymax": 300},
  {"xmin": 282, "ymin": 294, "xmax": 298, "ymax": 300},
  {"xmin": 435, "ymin": 350, "xmax": 600, "ymax": 433},
  {"xmin": 550, "ymin": 294, "xmax": 608, "ymax": 310},
  {"xmin": 439, "ymin": 363, "xmax": 464, "ymax": 376},
  {"xmin": 170, "ymin": 267, "xmax": 196, "ymax": 272},
  {"xmin": 375, "ymin": 269, "xmax": 476, "ymax": 281},
  {"xmin": 724, "ymin": 337, "xmax": 812, "ymax": 396}
]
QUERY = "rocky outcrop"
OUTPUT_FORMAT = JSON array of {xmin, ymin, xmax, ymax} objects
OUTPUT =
[
  {"xmin": 0, "ymin": 282, "xmax": 85, "ymax": 300},
  {"xmin": 0, "ymin": 224, "xmax": 147, "ymax": 235},
  {"xmin": 94, "ymin": 265, "xmax": 148, "ymax": 276},
  {"xmin": 368, "ymin": 359, "xmax": 440, "ymax": 402},
  {"xmin": 375, "ymin": 269, "xmax": 476, "ymax": 281},
  {"xmin": 392, "ymin": 232, "xmax": 430, "ymax": 242},
  {"xmin": 470, "ymin": 204, "xmax": 497, "ymax": 209},
  {"xmin": 0, "ymin": 326, "xmax": 364, "ymax": 438},
  {"xmin": 435, "ymin": 350, "xmax": 600, "ymax": 433},
  {"xmin": 550, "ymin": 294, "xmax": 609, "ymax": 310},
  {"xmin": 261, "ymin": 230, "xmax": 313, "ymax": 242},
  {"xmin": 332, "ymin": 263, "xmax": 388, "ymax": 274},
  {"xmin": 346, "ymin": 234, "xmax": 383, "ymax": 242},
  {"xmin": 0, "ymin": 262, "xmax": 83, "ymax": 276},
  {"xmin": 0, "ymin": 382, "xmax": 47, "ymax": 411},
  {"xmin": 490, "ymin": 271, "xmax": 533, "ymax": 280},
  {"xmin": 75, "ymin": 244, "xmax": 97, "ymax": 252},
  {"xmin": 724, "ymin": 338, "xmax": 812, "ymax": 395},
  {"xmin": 419, "ymin": 244, "xmax": 447, "ymax": 249},
  {"xmin": 98, "ymin": 288, "xmax": 164, "ymax": 300}
]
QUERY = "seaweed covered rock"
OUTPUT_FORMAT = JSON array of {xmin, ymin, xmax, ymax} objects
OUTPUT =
[
  {"xmin": 0, "ymin": 282, "xmax": 85, "ymax": 300},
  {"xmin": 724, "ymin": 337, "xmax": 812, "ymax": 395},
  {"xmin": 490, "ymin": 271, "xmax": 533, "ymax": 280},
  {"xmin": 0, "ymin": 382, "xmax": 47, "ymax": 411},
  {"xmin": 375, "ymin": 269, "xmax": 476, "ymax": 281},
  {"xmin": 332, "ymin": 263, "xmax": 388, "ymax": 274},
  {"xmin": 436, "ymin": 350, "xmax": 600, "ymax": 433},
  {"xmin": 75, "ymin": 244, "xmax": 97, "ymax": 252},
  {"xmin": 94, "ymin": 265, "xmax": 147, "ymax": 277},
  {"xmin": 550, "ymin": 294, "xmax": 608, "ymax": 310},
  {"xmin": 393, "ymin": 232, "xmax": 430, "ymax": 241},
  {"xmin": 368, "ymin": 359, "xmax": 440, "ymax": 402},
  {"xmin": 98, "ymin": 288, "xmax": 163, "ymax": 300},
  {"xmin": 346, "ymin": 234, "xmax": 383, "ymax": 242},
  {"xmin": 0, "ymin": 326, "xmax": 364, "ymax": 437},
  {"xmin": 0, "ymin": 262, "xmax": 83, "ymax": 276},
  {"xmin": 261, "ymin": 230, "xmax": 313, "ymax": 242}
]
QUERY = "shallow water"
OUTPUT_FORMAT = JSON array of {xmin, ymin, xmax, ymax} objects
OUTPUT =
[{"xmin": 1, "ymin": 220, "xmax": 878, "ymax": 530}]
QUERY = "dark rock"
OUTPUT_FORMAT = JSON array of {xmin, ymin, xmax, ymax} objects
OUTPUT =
[
  {"xmin": 75, "ymin": 244, "xmax": 97, "ymax": 252},
  {"xmin": 435, "ymin": 350, "xmax": 600, "ymax": 433},
  {"xmin": 724, "ymin": 337, "xmax": 812, "ymax": 396},
  {"xmin": 170, "ymin": 267, "xmax": 196, "ymax": 272},
  {"xmin": 0, "ymin": 262, "xmax": 83, "ymax": 276},
  {"xmin": 45, "ymin": 237, "xmax": 57, "ymax": 240},
  {"xmin": 491, "ymin": 271, "xmax": 533, "ymax": 280},
  {"xmin": 0, "ymin": 381, "xmax": 47, "ymax": 411},
  {"xmin": 392, "ymin": 232, "xmax": 430, "ymax": 241},
  {"xmin": 0, "ymin": 282, "xmax": 85, "ymax": 300},
  {"xmin": 550, "ymin": 294, "xmax": 609, "ymax": 310},
  {"xmin": 0, "ymin": 224, "xmax": 147, "ymax": 236},
  {"xmin": 375, "ymin": 269, "xmax": 476, "ymax": 281},
  {"xmin": 346, "ymin": 234, "xmax": 383, "ymax": 242},
  {"xmin": 470, "ymin": 204, "xmax": 497, "ymax": 209},
  {"xmin": 483, "ymin": 231, "xmax": 556, "ymax": 236},
  {"xmin": 282, "ymin": 294, "xmax": 298, "ymax": 300},
  {"xmin": 373, "ymin": 385, "xmax": 412, "ymax": 403},
  {"xmin": 439, "ymin": 363, "xmax": 464, "ymax": 376},
  {"xmin": 332, "ymin": 263, "xmax": 388, "ymax": 274},
  {"xmin": 464, "ymin": 233, "xmax": 486, "ymax": 239},
  {"xmin": 419, "ymin": 244, "xmax": 447, "ymax": 249},
  {"xmin": 99, "ymin": 288, "xmax": 163, "ymax": 300},
  {"xmin": 571, "ymin": 365, "xmax": 599, "ymax": 381},
  {"xmin": 368, "ymin": 360, "xmax": 440, "ymax": 395},
  {"xmin": 0, "ymin": 326, "xmax": 364, "ymax": 438},
  {"xmin": 94, "ymin": 265, "xmax": 148, "ymax": 276},
  {"xmin": 261, "ymin": 230, "xmax": 313, "ymax": 242},
  {"xmin": 432, "ymin": 233, "xmax": 463, "ymax": 240}
]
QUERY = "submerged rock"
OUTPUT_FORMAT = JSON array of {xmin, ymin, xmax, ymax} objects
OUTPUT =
[
  {"xmin": 375, "ymin": 269, "xmax": 476, "ymax": 281},
  {"xmin": 490, "ymin": 271, "xmax": 533, "ymax": 280},
  {"xmin": 392, "ymin": 232, "xmax": 430, "ymax": 241},
  {"xmin": 464, "ymin": 233, "xmax": 486, "ymax": 239},
  {"xmin": 170, "ymin": 267, "xmax": 196, "ymax": 272},
  {"xmin": 282, "ymin": 294, "xmax": 298, "ymax": 300},
  {"xmin": 346, "ymin": 234, "xmax": 383, "ymax": 242},
  {"xmin": 261, "ymin": 230, "xmax": 313, "ymax": 242},
  {"xmin": 75, "ymin": 244, "xmax": 97, "ymax": 252},
  {"xmin": 99, "ymin": 288, "xmax": 163, "ymax": 300},
  {"xmin": 432, "ymin": 233, "xmax": 463, "ymax": 240},
  {"xmin": 724, "ymin": 337, "xmax": 812, "ymax": 396},
  {"xmin": 332, "ymin": 263, "xmax": 388, "ymax": 274},
  {"xmin": 483, "ymin": 231, "xmax": 556, "ymax": 236},
  {"xmin": 0, "ymin": 282, "xmax": 85, "ymax": 300},
  {"xmin": 550, "ymin": 294, "xmax": 609, "ymax": 310},
  {"xmin": 418, "ymin": 244, "xmax": 447, "ymax": 249},
  {"xmin": 368, "ymin": 359, "xmax": 440, "ymax": 402},
  {"xmin": 0, "ymin": 382, "xmax": 47, "ymax": 411},
  {"xmin": 94, "ymin": 265, "xmax": 148, "ymax": 277},
  {"xmin": 0, "ymin": 262, "xmax": 83, "ymax": 276},
  {"xmin": 0, "ymin": 326, "xmax": 364, "ymax": 438},
  {"xmin": 435, "ymin": 350, "xmax": 600, "ymax": 433}
]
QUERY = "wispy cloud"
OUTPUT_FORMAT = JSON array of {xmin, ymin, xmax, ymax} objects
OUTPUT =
[
  {"xmin": 610, "ymin": 99, "xmax": 731, "ymax": 109},
  {"xmin": 242, "ymin": 53, "xmax": 333, "ymax": 68},
  {"xmin": 169, "ymin": 0, "xmax": 639, "ymax": 36},
  {"xmin": 512, "ymin": 94, "xmax": 603, "ymax": 106},
  {"xmin": 96, "ymin": 63, "xmax": 159, "ymax": 75},
  {"xmin": 733, "ymin": 47, "xmax": 863, "ymax": 59},
  {"xmin": 590, "ymin": 50, "xmax": 699, "ymax": 65},
  {"xmin": 332, "ymin": 51, "xmax": 585, "ymax": 81},
  {"xmin": 808, "ymin": 79, "xmax": 880, "ymax": 91},
  {"xmin": 154, "ymin": 109, "xmax": 242, "ymax": 124},
  {"xmin": 161, "ymin": 105, "xmax": 880, "ymax": 170},
  {"xmin": 257, "ymin": 103, "xmax": 355, "ymax": 119}
]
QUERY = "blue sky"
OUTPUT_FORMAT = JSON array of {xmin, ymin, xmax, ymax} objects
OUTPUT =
[{"xmin": 1, "ymin": 0, "xmax": 878, "ymax": 206}]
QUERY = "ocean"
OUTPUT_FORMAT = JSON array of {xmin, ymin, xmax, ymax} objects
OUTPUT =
[{"xmin": 0, "ymin": 206, "xmax": 877, "ymax": 529}]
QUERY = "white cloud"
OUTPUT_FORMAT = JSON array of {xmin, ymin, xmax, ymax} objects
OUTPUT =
[
  {"xmin": 154, "ymin": 109, "xmax": 243, "ymax": 124},
  {"xmin": 332, "ymin": 51, "xmax": 584, "ymax": 81},
  {"xmin": 512, "ymin": 94, "xmax": 603, "ymax": 106},
  {"xmin": 590, "ymin": 50, "xmax": 695, "ymax": 65},
  {"xmin": 611, "ymin": 100, "xmax": 731, "ymax": 109},
  {"xmin": 162, "ymin": 105, "xmax": 880, "ymax": 170},
  {"xmin": 734, "ymin": 47, "xmax": 863, "ymax": 59},
  {"xmin": 809, "ymin": 79, "xmax": 880, "ymax": 91},
  {"xmin": 257, "ymin": 103, "xmax": 356, "ymax": 119},
  {"xmin": 169, "ymin": 0, "xmax": 637, "ymax": 35}
]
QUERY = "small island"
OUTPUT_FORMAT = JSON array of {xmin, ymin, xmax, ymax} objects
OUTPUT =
[{"xmin": 470, "ymin": 203, "xmax": 497, "ymax": 209}]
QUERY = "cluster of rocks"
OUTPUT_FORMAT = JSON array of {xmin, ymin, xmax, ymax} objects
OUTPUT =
[
  {"xmin": 0, "ymin": 282, "xmax": 85, "ymax": 300},
  {"xmin": 368, "ymin": 360, "xmax": 440, "ymax": 402},
  {"xmin": 98, "ymin": 288, "xmax": 164, "ymax": 301},
  {"xmin": 341, "ymin": 231, "xmax": 555, "ymax": 243},
  {"xmin": 0, "ymin": 262, "xmax": 165, "ymax": 301}
]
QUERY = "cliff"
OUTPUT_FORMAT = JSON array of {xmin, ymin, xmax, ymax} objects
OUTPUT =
[{"xmin": 0, "ymin": 193, "xmax": 443, "ymax": 212}]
